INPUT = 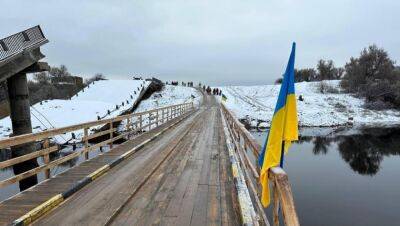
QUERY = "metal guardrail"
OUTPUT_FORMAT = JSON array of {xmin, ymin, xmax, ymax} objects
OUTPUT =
[
  {"xmin": 0, "ymin": 25, "xmax": 48, "ymax": 64},
  {"xmin": 220, "ymin": 103, "xmax": 299, "ymax": 226}
]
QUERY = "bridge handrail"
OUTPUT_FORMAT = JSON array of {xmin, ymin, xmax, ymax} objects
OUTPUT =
[
  {"xmin": 0, "ymin": 102, "xmax": 195, "ymax": 189},
  {"xmin": 220, "ymin": 103, "xmax": 299, "ymax": 226}
]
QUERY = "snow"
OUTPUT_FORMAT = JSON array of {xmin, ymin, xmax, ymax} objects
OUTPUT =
[
  {"xmin": 219, "ymin": 80, "xmax": 400, "ymax": 127},
  {"xmin": 135, "ymin": 85, "xmax": 202, "ymax": 112},
  {"xmin": 0, "ymin": 79, "xmax": 150, "ymax": 140}
]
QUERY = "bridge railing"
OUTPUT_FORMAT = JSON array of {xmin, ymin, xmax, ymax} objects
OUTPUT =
[
  {"xmin": 0, "ymin": 102, "xmax": 194, "ymax": 189},
  {"xmin": 221, "ymin": 103, "xmax": 299, "ymax": 226}
]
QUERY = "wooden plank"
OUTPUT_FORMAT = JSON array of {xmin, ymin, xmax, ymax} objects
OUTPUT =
[
  {"xmin": 190, "ymin": 184, "xmax": 208, "ymax": 226},
  {"xmin": 164, "ymin": 160, "xmax": 195, "ymax": 217},
  {"xmin": 0, "ymin": 145, "xmax": 58, "ymax": 170},
  {"xmin": 81, "ymin": 128, "xmax": 117, "ymax": 141},
  {"xmin": 84, "ymin": 128, "xmax": 89, "ymax": 160},
  {"xmin": 0, "ymin": 115, "xmax": 188, "ymax": 225},
  {"xmin": 174, "ymin": 159, "xmax": 203, "ymax": 226},
  {"xmin": 207, "ymin": 185, "xmax": 221, "ymax": 225},
  {"xmin": 43, "ymin": 139, "xmax": 51, "ymax": 179}
]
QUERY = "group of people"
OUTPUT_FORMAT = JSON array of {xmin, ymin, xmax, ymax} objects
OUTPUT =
[{"xmin": 202, "ymin": 86, "xmax": 222, "ymax": 96}]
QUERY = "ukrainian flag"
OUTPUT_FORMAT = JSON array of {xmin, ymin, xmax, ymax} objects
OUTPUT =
[
  {"xmin": 221, "ymin": 94, "xmax": 227, "ymax": 102},
  {"xmin": 258, "ymin": 42, "xmax": 298, "ymax": 207}
]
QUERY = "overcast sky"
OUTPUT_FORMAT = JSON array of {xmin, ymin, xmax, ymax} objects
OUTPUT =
[{"xmin": 2, "ymin": 0, "xmax": 399, "ymax": 85}]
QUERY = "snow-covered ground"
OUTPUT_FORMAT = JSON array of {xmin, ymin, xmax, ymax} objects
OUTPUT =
[
  {"xmin": 0, "ymin": 79, "xmax": 150, "ymax": 140},
  {"xmin": 219, "ymin": 80, "xmax": 400, "ymax": 127},
  {"xmin": 135, "ymin": 85, "xmax": 202, "ymax": 112}
]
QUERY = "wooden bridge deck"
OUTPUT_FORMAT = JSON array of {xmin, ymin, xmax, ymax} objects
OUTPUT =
[{"xmin": 0, "ymin": 95, "xmax": 240, "ymax": 225}]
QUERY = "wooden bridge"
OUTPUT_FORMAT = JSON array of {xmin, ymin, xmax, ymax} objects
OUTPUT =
[{"xmin": 0, "ymin": 94, "xmax": 299, "ymax": 226}]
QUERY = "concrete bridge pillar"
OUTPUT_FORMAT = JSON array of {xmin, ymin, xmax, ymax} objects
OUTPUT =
[{"xmin": 7, "ymin": 72, "xmax": 39, "ymax": 190}]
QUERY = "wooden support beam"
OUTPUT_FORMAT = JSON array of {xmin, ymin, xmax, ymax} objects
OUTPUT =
[
  {"xmin": 109, "ymin": 120, "xmax": 113, "ymax": 149},
  {"xmin": 84, "ymin": 128, "xmax": 89, "ymax": 160},
  {"xmin": 43, "ymin": 139, "xmax": 51, "ymax": 179}
]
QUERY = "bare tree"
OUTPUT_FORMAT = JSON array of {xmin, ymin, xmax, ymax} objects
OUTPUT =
[
  {"xmin": 50, "ymin": 64, "xmax": 71, "ymax": 77},
  {"xmin": 33, "ymin": 72, "xmax": 50, "ymax": 84}
]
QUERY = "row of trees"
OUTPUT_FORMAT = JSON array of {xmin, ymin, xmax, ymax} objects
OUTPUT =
[
  {"xmin": 295, "ymin": 60, "xmax": 344, "ymax": 82},
  {"xmin": 276, "ymin": 59, "xmax": 344, "ymax": 84},
  {"xmin": 33, "ymin": 65, "xmax": 105, "ymax": 85},
  {"xmin": 341, "ymin": 45, "xmax": 400, "ymax": 109},
  {"xmin": 277, "ymin": 45, "xmax": 400, "ymax": 109}
]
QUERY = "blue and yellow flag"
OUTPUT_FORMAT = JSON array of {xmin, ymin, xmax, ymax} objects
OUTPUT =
[{"xmin": 258, "ymin": 42, "xmax": 298, "ymax": 207}]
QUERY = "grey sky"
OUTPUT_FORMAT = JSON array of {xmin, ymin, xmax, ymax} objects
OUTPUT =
[{"xmin": 2, "ymin": 0, "xmax": 399, "ymax": 85}]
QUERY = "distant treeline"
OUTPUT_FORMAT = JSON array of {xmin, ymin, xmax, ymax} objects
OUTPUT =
[
  {"xmin": 27, "ymin": 65, "xmax": 106, "ymax": 104},
  {"xmin": 275, "ymin": 59, "xmax": 344, "ymax": 84},
  {"xmin": 276, "ymin": 44, "xmax": 400, "ymax": 110},
  {"xmin": 0, "ymin": 65, "xmax": 107, "ymax": 118}
]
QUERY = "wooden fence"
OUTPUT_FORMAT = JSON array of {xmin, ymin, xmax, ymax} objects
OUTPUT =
[
  {"xmin": 221, "ymin": 103, "xmax": 299, "ymax": 226},
  {"xmin": 0, "ymin": 102, "xmax": 194, "ymax": 189}
]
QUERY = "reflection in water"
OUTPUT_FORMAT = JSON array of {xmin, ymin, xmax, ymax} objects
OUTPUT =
[
  {"xmin": 253, "ymin": 127, "xmax": 400, "ymax": 226},
  {"xmin": 338, "ymin": 136, "xmax": 383, "ymax": 175},
  {"xmin": 312, "ymin": 137, "xmax": 331, "ymax": 155},
  {"xmin": 300, "ymin": 127, "xmax": 400, "ymax": 176}
]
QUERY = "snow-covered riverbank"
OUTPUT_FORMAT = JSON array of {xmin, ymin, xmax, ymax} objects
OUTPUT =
[
  {"xmin": 219, "ymin": 80, "xmax": 400, "ymax": 128},
  {"xmin": 0, "ymin": 79, "xmax": 150, "ymax": 139},
  {"xmin": 135, "ymin": 85, "xmax": 202, "ymax": 112}
]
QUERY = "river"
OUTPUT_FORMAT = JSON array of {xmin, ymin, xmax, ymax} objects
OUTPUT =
[{"xmin": 251, "ymin": 127, "xmax": 400, "ymax": 226}]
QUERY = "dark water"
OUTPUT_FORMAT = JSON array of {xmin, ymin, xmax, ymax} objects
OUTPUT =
[{"xmin": 251, "ymin": 127, "xmax": 400, "ymax": 226}]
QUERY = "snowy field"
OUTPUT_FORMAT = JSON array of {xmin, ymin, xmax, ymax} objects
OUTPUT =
[
  {"xmin": 135, "ymin": 85, "xmax": 202, "ymax": 112},
  {"xmin": 0, "ymin": 79, "xmax": 150, "ymax": 140},
  {"xmin": 219, "ymin": 80, "xmax": 400, "ymax": 127}
]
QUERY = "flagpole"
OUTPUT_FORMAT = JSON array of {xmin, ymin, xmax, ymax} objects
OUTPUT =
[{"xmin": 280, "ymin": 141, "xmax": 284, "ymax": 167}]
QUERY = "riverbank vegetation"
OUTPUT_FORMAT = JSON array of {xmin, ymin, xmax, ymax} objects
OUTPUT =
[
  {"xmin": 341, "ymin": 45, "xmax": 400, "ymax": 110},
  {"xmin": 276, "ymin": 45, "xmax": 400, "ymax": 110}
]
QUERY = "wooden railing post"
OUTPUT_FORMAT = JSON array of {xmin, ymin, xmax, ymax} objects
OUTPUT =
[
  {"xmin": 139, "ymin": 114, "xmax": 143, "ymax": 132},
  {"xmin": 156, "ymin": 109, "xmax": 159, "ymax": 127},
  {"xmin": 273, "ymin": 180, "xmax": 280, "ymax": 226},
  {"xmin": 84, "ymin": 127, "xmax": 89, "ymax": 160},
  {"xmin": 127, "ymin": 117, "xmax": 131, "ymax": 139},
  {"xmin": 109, "ymin": 120, "xmax": 113, "ymax": 149},
  {"xmin": 43, "ymin": 138, "xmax": 51, "ymax": 179},
  {"xmin": 221, "ymin": 103, "xmax": 299, "ymax": 226},
  {"xmin": 149, "ymin": 113, "xmax": 152, "ymax": 130},
  {"xmin": 162, "ymin": 109, "xmax": 165, "ymax": 123},
  {"xmin": 270, "ymin": 168, "xmax": 300, "ymax": 226}
]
